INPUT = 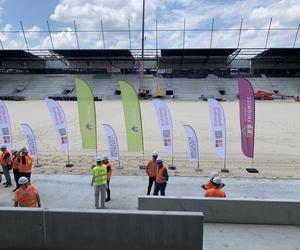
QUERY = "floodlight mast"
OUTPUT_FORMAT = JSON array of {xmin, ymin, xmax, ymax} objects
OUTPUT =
[{"xmin": 140, "ymin": 0, "xmax": 145, "ymax": 93}]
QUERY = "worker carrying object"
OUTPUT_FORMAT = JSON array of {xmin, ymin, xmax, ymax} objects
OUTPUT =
[
  {"xmin": 102, "ymin": 155, "xmax": 112, "ymax": 202},
  {"xmin": 146, "ymin": 151, "xmax": 158, "ymax": 195},
  {"xmin": 14, "ymin": 177, "xmax": 41, "ymax": 207},
  {"xmin": 153, "ymin": 157, "xmax": 169, "ymax": 196},
  {"xmin": 205, "ymin": 176, "xmax": 226, "ymax": 198},
  {"xmin": 201, "ymin": 171, "xmax": 225, "ymax": 190},
  {"xmin": 91, "ymin": 156, "xmax": 107, "ymax": 209}
]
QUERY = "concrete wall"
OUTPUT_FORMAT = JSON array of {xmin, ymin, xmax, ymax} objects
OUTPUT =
[
  {"xmin": 138, "ymin": 196, "xmax": 300, "ymax": 227},
  {"xmin": 0, "ymin": 207, "xmax": 203, "ymax": 250}
]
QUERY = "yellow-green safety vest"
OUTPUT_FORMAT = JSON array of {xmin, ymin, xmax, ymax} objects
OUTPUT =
[{"xmin": 93, "ymin": 164, "xmax": 107, "ymax": 186}]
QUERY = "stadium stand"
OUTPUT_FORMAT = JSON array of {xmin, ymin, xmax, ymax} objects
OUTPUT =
[{"xmin": 0, "ymin": 48, "xmax": 299, "ymax": 101}]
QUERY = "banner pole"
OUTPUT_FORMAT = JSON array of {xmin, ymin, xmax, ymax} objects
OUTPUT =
[{"xmin": 66, "ymin": 147, "xmax": 73, "ymax": 168}]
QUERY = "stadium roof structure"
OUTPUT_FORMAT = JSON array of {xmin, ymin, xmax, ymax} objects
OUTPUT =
[
  {"xmin": 51, "ymin": 49, "xmax": 133, "ymax": 60},
  {"xmin": 161, "ymin": 48, "xmax": 237, "ymax": 57},
  {"xmin": 251, "ymin": 48, "xmax": 300, "ymax": 69},
  {"xmin": 159, "ymin": 48, "xmax": 237, "ymax": 69},
  {"xmin": 0, "ymin": 50, "xmax": 41, "ymax": 60}
]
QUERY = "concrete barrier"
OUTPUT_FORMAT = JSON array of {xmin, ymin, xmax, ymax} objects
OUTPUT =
[
  {"xmin": 0, "ymin": 207, "xmax": 203, "ymax": 250},
  {"xmin": 138, "ymin": 196, "xmax": 300, "ymax": 226}
]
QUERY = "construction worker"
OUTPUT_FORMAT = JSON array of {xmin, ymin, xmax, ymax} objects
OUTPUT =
[
  {"xmin": 0, "ymin": 145, "xmax": 12, "ymax": 188},
  {"xmin": 18, "ymin": 147, "xmax": 33, "ymax": 183},
  {"xmin": 146, "ymin": 151, "xmax": 158, "ymax": 195},
  {"xmin": 14, "ymin": 177, "xmax": 41, "ymax": 207},
  {"xmin": 154, "ymin": 157, "xmax": 169, "ymax": 196},
  {"xmin": 201, "ymin": 171, "xmax": 225, "ymax": 190},
  {"xmin": 205, "ymin": 176, "xmax": 226, "ymax": 198},
  {"xmin": 91, "ymin": 156, "xmax": 107, "ymax": 209},
  {"xmin": 102, "ymin": 155, "xmax": 112, "ymax": 202},
  {"xmin": 11, "ymin": 149, "xmax": 21, "ymax": 191}
]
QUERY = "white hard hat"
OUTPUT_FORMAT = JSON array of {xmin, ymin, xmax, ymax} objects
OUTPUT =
[
  {"xmin": 11, "ymin": 149, "xmax": 17, "ymax": 154},
  {"xmin": 102, "ymin": 155, "xmax": 108, "ymax": 161},
  {"xmin": 0, "ymin": 145, "xmax": 6, "ymax": 149},
  {"xmin": 156, "ymin": 157, "xmax": 163, "ymax": 163},
  {"xmin": 18, "ymin": 176, "xmax": 29, "ymax": 185},
  {"xmin": 152, "ymin": 151, "xmax": 158, "ymax": 156},
  {"xmin": 209, "ymin": 171, "xmax": 219, "ymax": 179},
  {"xmin": 212, "ymin": 176, "xmax": 222, "ymax": 185},
  {"xmin": 96, "ymin": 156, "xmax": 103, "ymax": 162},
  {"xmin": 23, "ymin": 148, "xmax": 28, "ymax": 153}
]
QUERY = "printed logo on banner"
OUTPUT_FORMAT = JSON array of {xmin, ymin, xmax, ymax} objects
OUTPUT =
[
  {"xmin": 242, "ymin": 124, "xmax": 254, "ymax": 137},
  {"xmin": 163, "ymin": 129, "xmax": 171, "ymax": 146},
  {"xmin": 108, "ymin": 135, "xmax": 118, "ymax": 158},
  {"xmin": 188, "ymin": 137, "xmax": 197, "ymax": 159},
  {"xmin": 215, "ymin": 130, "xmax": 223, "ymax": 147}
]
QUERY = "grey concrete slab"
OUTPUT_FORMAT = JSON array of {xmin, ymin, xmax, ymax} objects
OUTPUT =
[
  {"xmin": 1, "ymin": 174, "xmax": 300, "ymax": 250},
  {"xmin": 204, "ymin": 223, "xmax": 300, "ymax": 250},
  {"xmin": 1, "ymin": 174, "xmax": 300, "ymax": 209},
  {"xmin": 139, "ymin": 196, "xmax": 300, "ymax": 226}
]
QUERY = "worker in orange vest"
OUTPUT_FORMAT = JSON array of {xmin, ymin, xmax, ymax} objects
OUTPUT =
[
  {"xmin": 11, "ymin": 149, "xmax": 21, "ymax": 191},
  {"xmin": 18, "ymin": 148, "xmax": 33, "ymax": 183},
  {"xmin": 153, "ymin": 157, "xmax": 169, "ymax": 196},
  {"xmin": 205, "ymin": 176, "xmax": 226, "ymax": 198},
  {"xmin": 0, "ymin": 145, "xmax": 12, "ymax": 188},
  {"xmin": 201, "ymin": 171, "xmax": 225, "ymax": 190},
  {"xmin": 102, "ymin": 155, "xmax": 112, "ymax": 202},
  {"xmin": 14, "ymin": 176, "xmax": 41, "ymax": 207},
  {"xmin": 146, "ymin": 151, "xmax": 158, "ymax": 195}
]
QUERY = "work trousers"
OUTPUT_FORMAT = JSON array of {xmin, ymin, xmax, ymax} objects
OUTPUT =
[
  {"xmin": 154, "ymin": 183, "xmax": 167, "ymax": 196},
  {"xmin": 2, "ymin": 166, "xmax": 11, "ymax": 185},
  {"xmin": 106, "ymin": 180, "xmax": 111, "ymax": 200},
  {"xmin": 13, "ymin": 169, "xmax": 20, "ymax": 189},
  {"xmin": 94, "ymin": 184, "xmax": 107, "ymax": 209},
  {"xmin": 147, "ymin": 176, "xmax": 156, "ymax": 195},
  {"xmin": 19, "ymin": 172, "xmax": 31, "ymax": 183}
]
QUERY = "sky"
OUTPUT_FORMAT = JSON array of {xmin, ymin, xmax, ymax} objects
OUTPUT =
[{"xmin": 0, "ymin": 0, "xmax": 299, "ymax": 50}]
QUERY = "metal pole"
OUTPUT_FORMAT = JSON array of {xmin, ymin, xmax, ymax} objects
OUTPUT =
[
  {"xmin": 156, "ymin": 19, "xmax": 158, "ymax": 62},
  {"xmin": 73, "ymin": 20, "xmax": 80, "ymax": 49},
  {"xmin": 183, "ymin": 19, "xmax": 186, "ymax": 49},
  {"xmin": 237, "ymin": 18, "xmax": 243, "ymax": 48},
  {"xmin": 128, "ymin": 19, "xmax": 132, "ymax": 50},
  {"xmin": 47, "ymin": 20, "xmax": 54, "ymax": 50},
  {"xmin": 264, "ymin": 17, "xmax": 272, "ymax": 49},
  {"xmin": 293, "ymin": 21, "xmax": 300, "ymax": 48},
  {"xmin": 141, "ymin": 0, "xmax": 145, "ymax": 60},
  {"xmin": 101, "ymin": 20, "xmax": 106, "ymax": 49},
  {"xmin": 210, "ymin": 18, "xmax": 214, "ymax": 48},
  {"xmin": 20, "ymin": 21, "xmax": 30, "ymax": 50}
]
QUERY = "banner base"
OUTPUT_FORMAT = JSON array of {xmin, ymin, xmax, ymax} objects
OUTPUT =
[
  {"xmin": 168, "ymin": 166, "xmax": 176, "ymax": 170},
  {"xmin": 34, "ymin": 164, "xmax": 43, "ymax": 168},
  {"xmin": 246, "ymin": 168, "xmax": 259, "ymax": 173},
  {"xmin": 194, "ymin": 168, "xmax": 203, "ymax": 172},
  {"xmin": 221, "ymin": 168, "xmax": 229, "ymax": 173},
  {"xmin": 116, "ymin": 166, "xmax": 124, "ymax": 170},
  {"xmin": 66, "ymin": 164, "xmax": 74, "ymax": 168},
  {"xmin": 139, "ymin": 165, "xmax": 146, "ymax": 169}
]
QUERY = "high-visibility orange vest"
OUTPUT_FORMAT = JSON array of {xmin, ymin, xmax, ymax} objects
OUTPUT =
[
  {"xmin": 206, "ymin": 180, "xmax": 214, "ymax": 190},
  {"xmin": 205, "ymin": 188, "xmax": 226, "ymax": 198},
  {"xmin": 0, "ymin": 149, "xmax": 11, "ymax": 166},
  {"xmin": 156, "ymin": 166, "xmax": 167, "ymax": 184},
  {"xmin": 106, "ymin": 162, "xmax": 113, "ymax": 180},
  {"xmin": 146, "ymin": 160, "xmax": 156, "ymax": 177},
  {"xmin": 19, "ymin": 155, "xmax": 33, "ymax": 173},
  {"xmin": 12, "ymin": 156, "xmax": 21, "ymax": 170},
  {"xmin": 15, "ymin": 184, "xmax": 37, "ymax": 207}
]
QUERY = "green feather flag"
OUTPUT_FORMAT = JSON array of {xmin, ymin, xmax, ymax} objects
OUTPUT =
[{"xmin": 75, "ymin": 77, "xmax": 97, "ymax": 149}]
